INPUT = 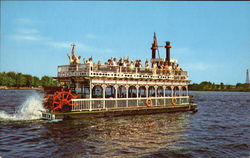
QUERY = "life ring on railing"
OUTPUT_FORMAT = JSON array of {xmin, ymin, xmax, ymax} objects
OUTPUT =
[
  {"xmin": 172, "ymin": 97, "xmax": 177, "ymax": 105},
  {"xmin": 145, "ymin": 98, "xmax": 153, "ymax": 107}
]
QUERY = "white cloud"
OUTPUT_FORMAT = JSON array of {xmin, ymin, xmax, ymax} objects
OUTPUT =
[
  {"xmin": 77, "ymin": 43, "xmax": 92, "ymax": 51},
  {"xmin": 10, "ymin": 19, "xmax": 41, "ymax": 41},
  {"xmin": 15, "ymin": 18, "xmax": 42, "ymax": 24},
  {"xmin": 10, "ymin": 35, "xmax": 42, "ymax": 41},
  {"xmin": 46, "ymin": 41, "xmax": 115, "ymax": 55},
  {"xmin": 16, "ymin": 28, "xmax": 39, "ymax": 34},
  {"xmin": 84, "ymin": 33, "xmax": 97, "ymax": 39},
  {"xmin": 101, "ymin": 48, "xmax": 115, "ymax": 54},
  {"xmin": 9, "ymin": 20, "xmax": 115, "ymax": 56},
  {"xmin": 78, "ymin": 44, "xmax": 115, "ymax": 54}
]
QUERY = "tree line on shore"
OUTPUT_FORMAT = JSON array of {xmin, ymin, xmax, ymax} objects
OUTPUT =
[
  {"xmin": 188, "ymin": 81, "xmax": 250, "ymax": 92},
  {"xmin": 0, "ymin": 72, "xmax": 58, "ymax": 88}
]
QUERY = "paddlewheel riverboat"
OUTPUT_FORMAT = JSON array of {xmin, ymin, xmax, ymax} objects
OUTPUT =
[{"xmin": 42, "ymin": 33, "xmax": 197, "ymax": 120}]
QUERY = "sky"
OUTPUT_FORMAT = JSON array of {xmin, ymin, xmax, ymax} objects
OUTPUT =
[{"xmin": 1, "ymin": 1, "xmax": 250, "ymax": 84}]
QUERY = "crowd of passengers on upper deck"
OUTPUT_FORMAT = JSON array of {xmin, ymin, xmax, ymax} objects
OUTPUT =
[{"xmin": 67, "ymin": 50, "xmax": 183, "ymax": 73}]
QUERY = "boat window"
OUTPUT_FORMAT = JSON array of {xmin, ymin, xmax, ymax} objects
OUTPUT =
[
  {"xmin": 165, "ymin": 87, "xmax": 171, "ymax": 97},
  {"xmin": 139, "ymin": 86, "xmax": 146, "ymax": 97},
  {"xmin": 105, "ymin": 85, "xmax": 116, "ymax": 98},
  {"xmin": 128, "ymin": 86, "xmax": 137, "ymax": 98},
  {"xmin": 148, "ymin": 86, "xmax": 155, "ymax": 97}
]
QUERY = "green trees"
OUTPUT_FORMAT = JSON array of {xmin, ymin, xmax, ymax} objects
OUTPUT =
[
  {"xmin": 0, "ymin": 73, "xmax": 15, "ymax": 86},
  {"xmin": 188, "ymin": 81, "xmax": 213, "ymax": 91},
  {"xmin": 0, "ymin": 72, "xmax": 58, "ymax": 88},
  {"xmin": 41, "ymin": 76, "xmax": 58, "ymax": 87},
  {"xmin": 33, "ymin": 76, "xmax": 40, "ymax": 87},
  {"xmin": 235, "ymin": 83, "xmax": 250, "ymax": 91},
  {"xmin": 189, "ymin": 81, "xmax": 250, "ymax": 92}
]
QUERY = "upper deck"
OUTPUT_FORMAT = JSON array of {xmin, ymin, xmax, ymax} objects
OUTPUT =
[
  {"xmin": 57, "ymin": 63, "xmax": 189, "ymax": 82},
  {"xmin": 57, "ymin": 33, "xmax": 190, "ymax": 83}
]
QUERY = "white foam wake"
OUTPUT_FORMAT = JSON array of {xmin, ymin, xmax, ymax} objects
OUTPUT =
[{"xmin": 0, "ymin": 93, "xmax": 45, "ymax": 120}]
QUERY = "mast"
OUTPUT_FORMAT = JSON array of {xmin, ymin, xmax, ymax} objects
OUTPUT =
[
  {"xmin": 151, "ymin": 32, "xmax": 158, "ymax": 59},
  {"xmin": 71, "ymin": 43, "xmax": 76, "ymax": 57}
]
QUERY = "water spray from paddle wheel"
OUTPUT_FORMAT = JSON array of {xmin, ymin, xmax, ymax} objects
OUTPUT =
[{"xmin": 44, "ymin": 88, "xmax": 78, "ymax": 112}]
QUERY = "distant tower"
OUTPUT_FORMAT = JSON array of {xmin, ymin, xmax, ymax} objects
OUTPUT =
[{"xmin": 246, "ymin": 69, "xmax": 250, "ymax": 84}]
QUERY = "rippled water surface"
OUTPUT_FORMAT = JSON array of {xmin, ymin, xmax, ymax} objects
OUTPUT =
[{"xmin": 0, "ymin": 90, "xmax": 249, "ymax": 158}]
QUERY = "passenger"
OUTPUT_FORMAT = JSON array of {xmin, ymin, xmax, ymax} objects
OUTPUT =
[
  {"xmin": 172, "ymin": 63, "xmax": 175, "ymax": 70},
  {"xmin": 110, "ymin": 58, "xmax": 113, "ymax": 65},
  {"xmin": 127, "ymin": 56, "xmax": 130, "ymax": 63},
  {"xmin": 138, "ymin": 60, "xmax": 142, "ymax": 72},
  {"xmin": 158, "ymin": 61, "xmax": 163, "ymax": 69},
  {"xmin": 113, "ymin": 58, "xmax": 117, "ymax": 66},
  {"xmin": 164, "ymin": 63, "xmax": 169, "ymax": 75},
  {"xmin": 75, "ymin": 56, "xmax": 81, "ymax": 65},
  {"xmin": 122, "ymin": 60, "xmax": 126, "ymax": 67},
  {"xmin": 168, "ymin": 63, "xmax": 173, "ymax": 74},
  {"xmin": 97, "ymin": 60, "xmax": 101, "ymax": 70},
  {"xmin": 107, "ymin": 59, "xmax": 112, "ymax": 65},
  {"xmin": 123, "ymin": 60, "xmax": 128, "ymax": 72},
  {"xmin": 88, "ymin": 57, "xmax": 93, "ymax": 66},
  {"xmin": 135, "ymin": 60, "xmax": 139, "ymax": 67},
  {"xmin": 117, "ymin": 60, "xmax": 120, "ymax": 67},
  {"xmin": 126, "ymin": 60, "xmax": 130, "ymax": 67},
  {"xmin": 129, "ymin": 61, "xmax": 134, "ymax": 72},
  {"xmin": 160, "ymin": 63, "xmax": 164, "ymax": 75},
  {"xmin": 67, "ymin": 54, "xmax": 74, "ymax": 65},
  {"xmin": 153, "ymin": 62, "xmax": 157, "ymax": 74},
  {"xmin": 145, "ymin": 60, "xmax": 150, "ymax": 71},
  {"xmin": 118, "ymin": 58, "xmax": 123, "ymax": 66},
  {"xmin": 176, "ymin": 64, "xmax": 180, "ymax": 71},
  {"xmin": 138, "ymin": 60, "xmax": 142, "ymax": 67},
  {"xmin": 153, "ymin": 62, "xmax": 157, "ymax": 69},
  {"xmin": 97, "ymin": 60, "xmax": 101, "ymax": 65}
]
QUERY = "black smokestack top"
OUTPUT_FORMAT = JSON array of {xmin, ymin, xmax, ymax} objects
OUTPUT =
[
  {"xmin": 151, "ymin": 32, "xmax": 158, "ymax": 59},
  {"xmin": 165, "ymin": 41, "xmax": 171, "ymax": 66}
]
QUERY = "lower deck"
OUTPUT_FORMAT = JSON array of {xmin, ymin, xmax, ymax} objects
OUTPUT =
[
  {"xmin": 42, "ymin": 96, "xmax": 197, "ymax": 120},
  {"xmin": 42, "ymin": 104, "xmax": 197, "ymax": 120}
]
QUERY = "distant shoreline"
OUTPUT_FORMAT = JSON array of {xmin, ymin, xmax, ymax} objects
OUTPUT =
[
  {"xmin": 189, "ymin": 89, "xmax": 250, "ymax": 92},
  {"xmin": 0, "ymin": 86, "xmax": 42, "ymax": 90},
  {"xmin": 188, "ymin": 82, "xmax": 250, "ymax": 92}
]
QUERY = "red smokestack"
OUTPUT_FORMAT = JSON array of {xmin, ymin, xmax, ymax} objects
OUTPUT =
[{"xmin": 165, "ymin": 41, "xmax": 171, "ymax": 66}]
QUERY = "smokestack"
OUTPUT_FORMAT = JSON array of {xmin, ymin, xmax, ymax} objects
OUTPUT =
[
  {"xmin": 151, "ymin": 32, "xmax": 158, "ymax": 59},
  {"xmin": 165, "ymin": 41, "xmax": 171, "ymax": 66}
]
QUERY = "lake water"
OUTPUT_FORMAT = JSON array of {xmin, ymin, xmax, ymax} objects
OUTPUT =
[{"xmin": 0, "ymin": 90, "xmax": 249, "ymax": 158}]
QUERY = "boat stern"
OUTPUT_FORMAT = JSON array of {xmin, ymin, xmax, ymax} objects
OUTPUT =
[{"xmin": 41, "ymin": 111, "xmax": 55, "ymax": 120}]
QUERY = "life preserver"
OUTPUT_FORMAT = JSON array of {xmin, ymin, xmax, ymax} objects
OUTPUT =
[
  {"xmin": 172, "ymin": 97, "xmax": 177, "ymax": 105},
  {"xmin": 145, "ymin": 98, "xmax": 152, "ymax": 107}
]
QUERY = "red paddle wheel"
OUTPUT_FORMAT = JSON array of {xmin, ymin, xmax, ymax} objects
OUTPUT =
[{"xmin": 44, "ymin": 88, "xmax": 77, "ymax": 112}]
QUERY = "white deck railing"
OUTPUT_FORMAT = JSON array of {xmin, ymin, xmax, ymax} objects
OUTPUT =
[
  {"xmin": 57, "ymin": 64, "xmax": 188, "ymax": 80},
  {"xmin": 71, "ymin": 96, "xmax": 189, "ymax": 111}
]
